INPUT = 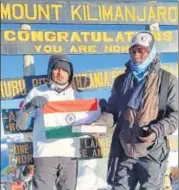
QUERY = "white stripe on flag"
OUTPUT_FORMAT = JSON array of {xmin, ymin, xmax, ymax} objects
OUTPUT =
[{"xmin": 72, "ymin": 125, "xmax": 106, "ymax": 133}]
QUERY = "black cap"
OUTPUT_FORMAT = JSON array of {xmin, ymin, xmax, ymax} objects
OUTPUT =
[
  {"xmin": 53, "ymin": 61, "xmax": 71, "ymax": 75},
  {"xmin": 47, "ymin": 54, "xmax": 73, "ymax": 82}
]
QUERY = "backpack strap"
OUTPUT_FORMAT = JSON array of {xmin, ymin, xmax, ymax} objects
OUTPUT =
[{"xmin": 157, "ymin": 69, "xmax": 170, "ymax": 120}]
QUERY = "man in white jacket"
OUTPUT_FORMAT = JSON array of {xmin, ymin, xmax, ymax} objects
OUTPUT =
[{"xmin": 16, "ymin": 54, "xmax": 113, "ymax": 190}]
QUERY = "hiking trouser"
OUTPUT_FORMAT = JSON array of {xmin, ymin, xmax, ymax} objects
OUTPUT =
[
  {"xmin": 32, "ymin": 157, "xmax": 77, "ymax": 190},
  {"xmin": 112, "ymin": 157, "xmax": 167, "ymax": 190}
]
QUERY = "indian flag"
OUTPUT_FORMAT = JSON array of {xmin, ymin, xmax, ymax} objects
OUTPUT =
[{"xmin": 42, "ymin": 99, "xmax": 101, "ymax": 139}]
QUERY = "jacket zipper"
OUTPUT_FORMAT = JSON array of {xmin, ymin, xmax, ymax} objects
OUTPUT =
[
  {"xmin": 129, "ymin": 124, "xmax": 134, "ymax": 158},
  {"xmin": 131, "ymin": 125, "xmax": 134, "ymax": 158}
]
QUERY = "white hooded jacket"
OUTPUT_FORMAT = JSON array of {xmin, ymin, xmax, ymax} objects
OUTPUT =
[{"xmin": 17, "ymin": 83, "xmax": 101, "ymax": 158}]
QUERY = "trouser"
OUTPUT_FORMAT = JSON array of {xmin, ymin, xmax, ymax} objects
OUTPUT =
[
  {"xmin": 32, "ymin": 157, "xmax": 77, "ymax": 190},
  {"xmin": 112, "ymin": 157, "xmax": 167, "ymax": 190}
]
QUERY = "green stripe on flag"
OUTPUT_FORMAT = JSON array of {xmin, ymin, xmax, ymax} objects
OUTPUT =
[{"xmin": 45, "ymin": 126, "xmax": 86, "ymax": 139}]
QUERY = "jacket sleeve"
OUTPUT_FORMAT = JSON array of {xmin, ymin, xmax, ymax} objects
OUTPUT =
[
  {"xmin": 93, "ymin": 112, "xmax": 114, "ymax": 136},
  {"xmin": 151, "ymin": 75, "xmax": 178, "ymax": 137},
  {"xmin": 16, "ymin": 88, "xmax": 37, "ymax": 130},
  {"xmin": 106, "ymin": 76, "xmax": 122, "ymax": 123}
]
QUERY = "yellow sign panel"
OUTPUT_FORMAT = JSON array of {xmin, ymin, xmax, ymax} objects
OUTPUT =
[
  {"xmin": 2, "ymin": 30, "xmax": 178, "ymax": 54},
  {"xmin": 1, "ymin": 1, "xmax": 178, "ymax": 25},
  {"xmin": 2, "ymin": 109, "xmax": 33, "ymax": 134},
  {"xmin": 80, "ymin": 137, "xmax": 111, "ymax": 158},
  {"xmin": 1, "ymin": 79, "xmax": 26, "ymax": 99},
  {"xmin": 8, "ymin": 142, "xmax": 34, "ymax": 166},
  {"xmin": 1, "ymin": 64, "xmax": 178, "ymax": 100}
]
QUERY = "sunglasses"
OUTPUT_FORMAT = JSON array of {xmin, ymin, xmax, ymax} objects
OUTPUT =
[{"xmin": 129, "ymin": 47, "xmax": 149, "ymax": 54}]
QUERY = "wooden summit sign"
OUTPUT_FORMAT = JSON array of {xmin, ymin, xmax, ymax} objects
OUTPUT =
[
  {"xmin": 8, "ymin": 142, "xmax": 34, "ymax": 166},
  {"xmin": 1, "ymin": 1, "xmax": 178, "ymax": 25},
  {"xmin": 1, "ymin": 30, "xmax": 178, "ymax": 55},
  {"xmin": 2, "ymin": 109, "xmax": 33, "ymax": 134},
  {"xmin": 1, "ymin": 63, "xmax": 178, "ymax": 100},
  {"xmin": 0, "ymin": 68, "xmax": 124, "ymax": 100},
  {"xmin": 80, "ymin": 137, "xmax": 111, "ymax": 159}
]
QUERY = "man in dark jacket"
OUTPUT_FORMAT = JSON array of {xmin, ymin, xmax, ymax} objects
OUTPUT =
[{"xmin": 107, "ymin": 31, "xmax": 178, "ymax": 190}]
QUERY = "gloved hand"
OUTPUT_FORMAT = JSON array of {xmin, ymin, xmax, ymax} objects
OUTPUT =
[
  {"xmin": 139, "ymin": 126, "xmax": 157, "ymax": 143},
  {"xmin": 24, "ymin": 96, "xmax": 48, "ymax": 113}
]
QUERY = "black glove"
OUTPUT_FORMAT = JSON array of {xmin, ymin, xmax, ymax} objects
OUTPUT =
[{"xmin": 24, "ymin": 96, "xmax": 48, "ymax": 113}]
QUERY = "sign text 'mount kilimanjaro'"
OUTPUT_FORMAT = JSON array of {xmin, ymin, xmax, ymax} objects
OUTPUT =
[{"xmin": 1, "ymin": 1, "xmax": 178, "ymax": 25}]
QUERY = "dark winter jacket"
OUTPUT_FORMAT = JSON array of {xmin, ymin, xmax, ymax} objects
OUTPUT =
[{"xmin": 107, "ymin": 58, "xmax": 178, "ymax": 184}]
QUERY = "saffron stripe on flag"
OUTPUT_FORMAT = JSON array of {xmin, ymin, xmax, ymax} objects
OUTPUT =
[{"xmin": 43, "ymin": 99, "xmax": 98, "ymax": 114}]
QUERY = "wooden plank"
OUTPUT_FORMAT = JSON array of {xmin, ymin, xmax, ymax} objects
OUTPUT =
[
  {"xmin": 1, "ymin": 1, "xmax": 178, "ymax": 25},
  {"xmin": 1, "ymin": 30, "xmax": 178, "ymax": 55}
]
